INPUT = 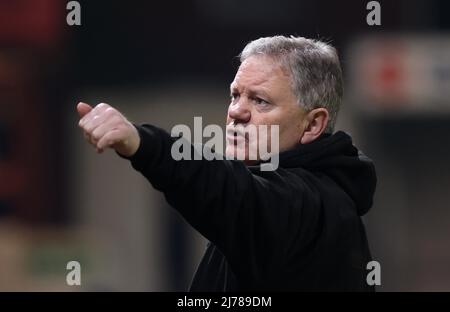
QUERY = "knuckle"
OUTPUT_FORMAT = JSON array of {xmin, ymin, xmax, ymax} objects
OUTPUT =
[
  {"xmin": 104, "ymin": 109, "xmax": 116, "ymax": 119},
  {"xmin": 105, "ymin": 107, "xmax": 115, "ymax": 114},
  {"xmin": 79, "ymin": 117, "xmax": 87, "ymax": 127},
  {"xmin": 104, "ymin": 132, "xmax": 113, "ymax": 142},
  {"xmin": 83, "ymin": 124, "xmax": 92, "ymax": 133},
  {"xmin": 96, "ymin": 103, "xmax": 110, "ymax": 111},
  {"xmin": 116, "ymin": 116, "xmax": 126, "ymax": 126},
  {"xmin": 106, "ymin": 116, "xmax": 119, "ymax": 127},
  {"xmin": 92, "ymin": 132, "xmax": 100, "ymax": 140}
]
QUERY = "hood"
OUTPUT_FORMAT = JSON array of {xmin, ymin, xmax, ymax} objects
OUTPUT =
[{"xmin": 278, "ymin": 131, "xmax": 377, "ymax": 216}]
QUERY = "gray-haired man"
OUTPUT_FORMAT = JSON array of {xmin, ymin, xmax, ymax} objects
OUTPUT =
[{"xmin": 77, "ymin": 36, "xmax": 376, "ymax": 291}]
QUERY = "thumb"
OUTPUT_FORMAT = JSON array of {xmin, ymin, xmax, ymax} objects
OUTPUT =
[{"xmin": 77, "ymin": 102, "xmax": 93, "ymax": 118}]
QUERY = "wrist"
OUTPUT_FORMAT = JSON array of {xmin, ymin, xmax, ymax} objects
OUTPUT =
[{"xmin": 115, "ymin": 125, "xmax": 141, "ymax": 157}]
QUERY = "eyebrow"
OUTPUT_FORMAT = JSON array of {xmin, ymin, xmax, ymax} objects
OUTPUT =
[{"xmin": 229, "ymin": 84, "xmax": 271, "ymax": 99}]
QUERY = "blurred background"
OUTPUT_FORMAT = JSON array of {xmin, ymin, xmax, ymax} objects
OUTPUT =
[{"xmin": 0, "ymin": 0, "xmax": 450, "ymax": 291}]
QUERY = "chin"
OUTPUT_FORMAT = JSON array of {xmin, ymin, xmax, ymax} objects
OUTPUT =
[
  {"xmin": 225, "ymin": 145, "xmax": 243, "ymax": 160},
  {"xmin": 225, "ymin": 145, "xmax": 259, "ymax": 164}
]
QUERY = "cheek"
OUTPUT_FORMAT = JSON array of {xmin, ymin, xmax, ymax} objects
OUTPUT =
[
  {"xmin": 252, "ymin": 112, "xmax": 272, "ymax": 127},
  {"xmin": 288, "ymin": 125, "xmax": 302, "ymax": 142},
  {"xmin": 278, "ymin": 117, "xmax": 304, "ymax": 147}
]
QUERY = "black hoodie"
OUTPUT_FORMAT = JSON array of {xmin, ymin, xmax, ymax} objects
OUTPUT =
[{"xmin": 123, "ymin": 124, "xmax": 377, "ymax": 292}]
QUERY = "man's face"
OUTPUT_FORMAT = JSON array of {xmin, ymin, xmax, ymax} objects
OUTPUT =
[{"xmin": 226, "ymin": 55, "xmax": 308, "ymax": 163}]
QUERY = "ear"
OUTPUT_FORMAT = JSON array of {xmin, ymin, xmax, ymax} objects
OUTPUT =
[{"xmin": 300, "ymin": 108, "xmax": 329, "ymax": 144}]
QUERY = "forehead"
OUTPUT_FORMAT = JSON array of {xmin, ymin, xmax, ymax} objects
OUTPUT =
[{"xmin": 231, "ymin": 55, "xmax": 291, "ymax": 90}]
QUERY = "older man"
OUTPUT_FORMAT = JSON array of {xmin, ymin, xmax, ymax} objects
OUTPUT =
[{"xmin": 77, "ymin": 36, "xmax": 377, "ymax": 291}]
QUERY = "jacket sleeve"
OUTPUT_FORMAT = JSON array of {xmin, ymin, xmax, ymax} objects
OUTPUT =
[{"xmin": 123, "ymin": 124, "xmax": 318, "ymax": 285}]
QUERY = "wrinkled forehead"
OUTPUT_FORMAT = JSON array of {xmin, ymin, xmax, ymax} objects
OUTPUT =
[{"xmin": 231, "ymin": 55, "xmax": 292, "ymax": 91}]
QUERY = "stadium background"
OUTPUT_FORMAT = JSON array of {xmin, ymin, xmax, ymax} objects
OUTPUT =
[{"xmin": 1, "ymin": 0, "xmax": 450, "ymax": 291}]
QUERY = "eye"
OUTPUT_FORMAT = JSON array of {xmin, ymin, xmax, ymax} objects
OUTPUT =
[
  {"xmin": 254, "ymin": 97, "xmax": 270, "ymax": 105},
  {"xmin": 230, "ymin": 92, "xmax": 240, "ymax": 101}
]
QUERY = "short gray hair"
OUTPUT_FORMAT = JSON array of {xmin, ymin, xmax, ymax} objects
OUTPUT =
[{"xmin": 239, "ymin": 35, "xmax": 343, "ymax": 133}]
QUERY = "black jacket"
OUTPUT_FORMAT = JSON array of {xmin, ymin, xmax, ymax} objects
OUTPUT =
[{"xmin": 124, "ymin": 124, "xmax": 377, "ymax": 291}]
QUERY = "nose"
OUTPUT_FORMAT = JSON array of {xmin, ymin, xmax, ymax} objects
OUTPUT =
[{"xmin": 228, "ymin": 100, "xmax": 251, "ymax": 124}]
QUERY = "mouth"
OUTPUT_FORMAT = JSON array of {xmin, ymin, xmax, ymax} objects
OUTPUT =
[
  {"xmin": 226, "ymin": 129, "xmax": 248, "ymax": 145},
  {"xmin": 227, "ymin": 134, "xmax": 244, "ymax": 145}
]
